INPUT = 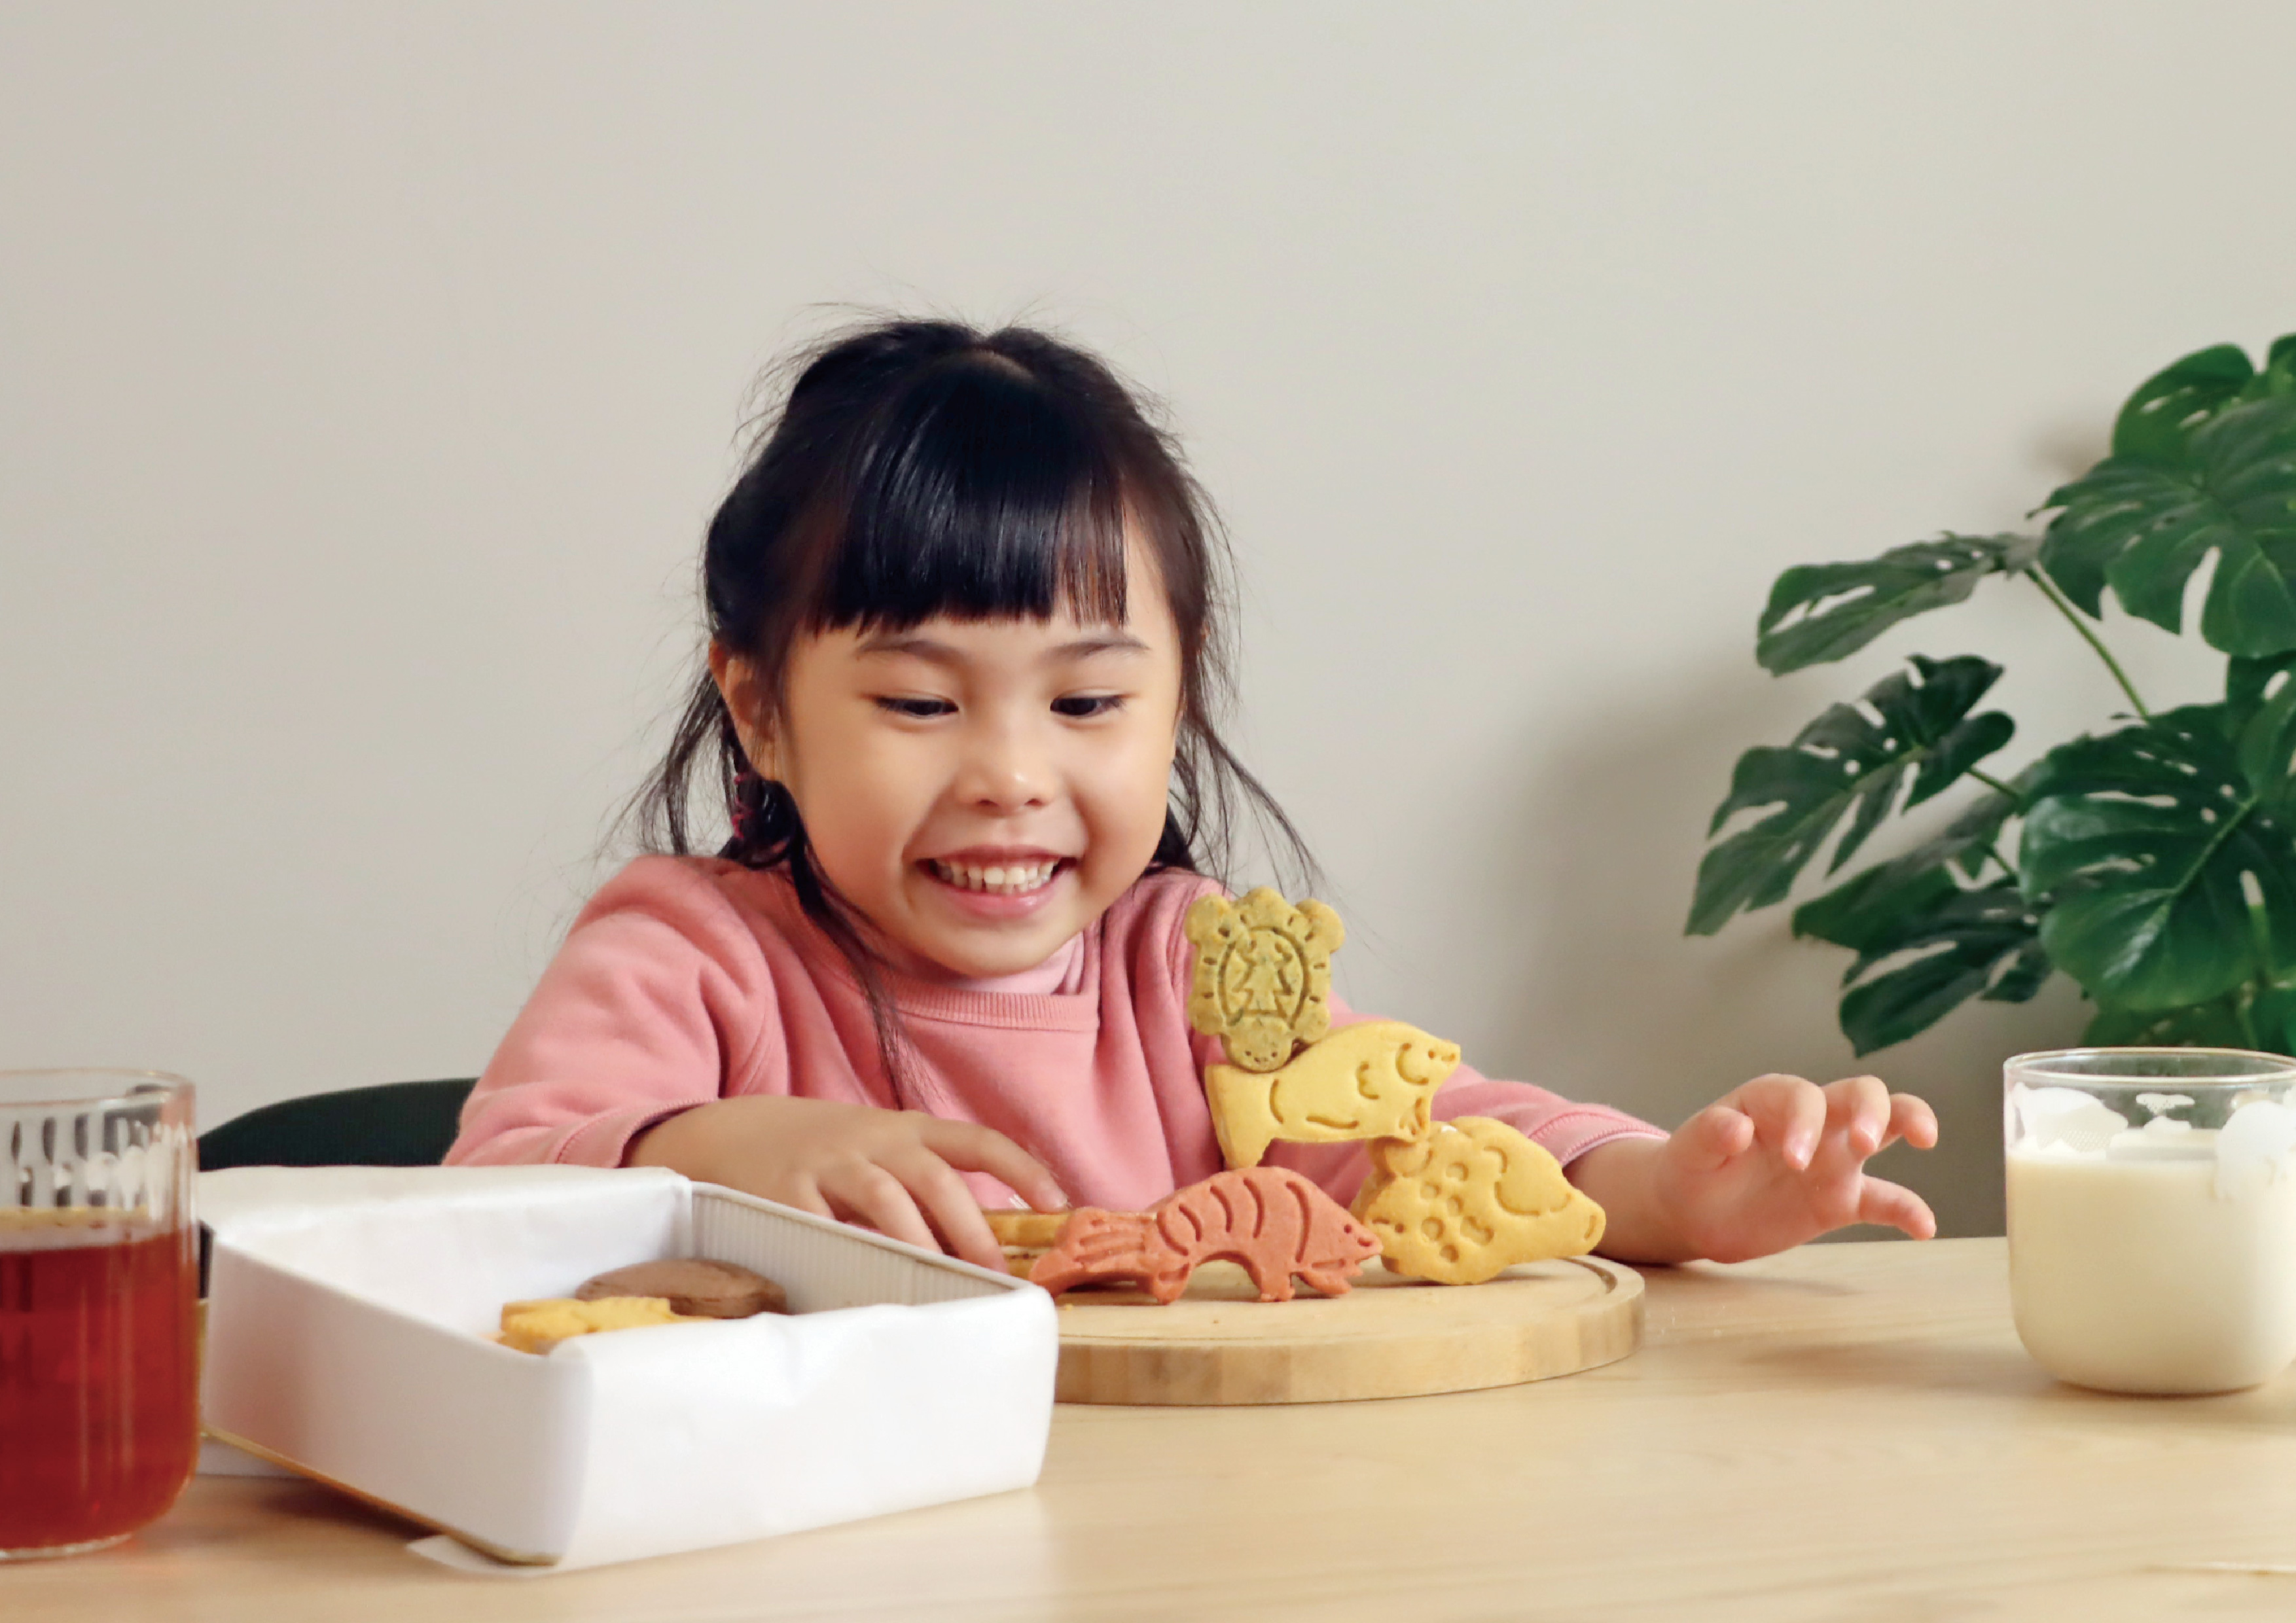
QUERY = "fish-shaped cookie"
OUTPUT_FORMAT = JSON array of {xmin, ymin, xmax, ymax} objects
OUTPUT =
[
  {"xmin": 1352, "ymin": 1116, "xmax": 1605, "ymax": 1285},
  {"xmin": 1204, "ymin": 1019, "xmax": 1460, "ymax": 1169}
]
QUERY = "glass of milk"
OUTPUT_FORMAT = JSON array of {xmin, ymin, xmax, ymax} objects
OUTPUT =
[{"xmin": 2007, "ymin": 1047, "xmax": 2296, "ymax": 1394}]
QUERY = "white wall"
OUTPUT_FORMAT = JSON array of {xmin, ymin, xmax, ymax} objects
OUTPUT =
[{"xmin": 5, "ymin": 2, "xmax": 2291, "ymax": 1236}]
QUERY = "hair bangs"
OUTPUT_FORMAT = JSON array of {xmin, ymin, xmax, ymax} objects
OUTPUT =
[{"xmin": 814, "ymin": 357, "xmax": 1130, "ymax": 633}]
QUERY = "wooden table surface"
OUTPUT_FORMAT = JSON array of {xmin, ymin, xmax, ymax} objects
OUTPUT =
[{"xmin": 16, "ymin": 1236, "xmax": 2296, "ymax": 1622}]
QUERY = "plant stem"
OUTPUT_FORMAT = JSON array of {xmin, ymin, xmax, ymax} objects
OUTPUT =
[
  {"xmin": 1956, "ymin": 771, "xmax": 2025, "ymax": 878},
  {"xmin": 1968, "ymin": 768, "xmax": 2023, "ymax": 806},
  {"xmin": 2024, "ymin": 567, "xmax": 2153, "ymax": 720}
]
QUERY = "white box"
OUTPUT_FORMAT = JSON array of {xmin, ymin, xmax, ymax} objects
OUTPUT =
[{"xmin": 198, "ymin": 1166, "xmax": 1057, "ymax": 1570}]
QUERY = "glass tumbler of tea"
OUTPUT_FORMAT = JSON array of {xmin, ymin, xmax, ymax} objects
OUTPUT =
[{"xmin": 1, "ymin": 1070, "xmax": 198, "ymax": 1559}]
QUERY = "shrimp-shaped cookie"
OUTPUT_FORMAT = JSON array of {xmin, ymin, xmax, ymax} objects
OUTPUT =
[{"xmin": 1029, "ymin": 1166, "xmax": 1381, "ymax": 1304}]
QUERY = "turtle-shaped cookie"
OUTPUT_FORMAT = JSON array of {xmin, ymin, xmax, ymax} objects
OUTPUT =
[{"xmin": 1183, "ymin": 887, "xmax": 1346, "ymax": 1072}]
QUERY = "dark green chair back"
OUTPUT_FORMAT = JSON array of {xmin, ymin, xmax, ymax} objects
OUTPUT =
[{"xmin": 196, "ymin": 1077, "xmax": 478, "ymax": 1169}]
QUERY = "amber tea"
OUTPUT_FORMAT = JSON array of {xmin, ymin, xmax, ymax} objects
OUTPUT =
[{"xmin": 0, "ymin": 1071, "xmax": 197, "ymax": 1560}]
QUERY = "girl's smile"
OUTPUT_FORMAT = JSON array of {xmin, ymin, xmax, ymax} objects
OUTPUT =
[{"xmin": 924, "ymin": 848, "xmax": 1074, "ymax": 910}]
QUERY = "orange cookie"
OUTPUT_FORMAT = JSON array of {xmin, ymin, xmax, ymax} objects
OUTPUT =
[
  {"xmin": 576, "ymin": 1258, "xmax": 787, "ymax": 1318},
  {"xmin": 1183, "ymin": 889, "xmax": 1345, "ymax": 1072},
  {"xmin": 499, "ymin": 1295, "xmax": 689, "ymax": 1354},
  {"xmin": 1352, "ymin": 1116, "xmax": 1606, "ymax": 1285},
  {"xmin": 1030, "ymin": 1166, "xmax": 1381, "ymax": 1304},
  {"xmin": 1203, "ymin": 1020, "xmax": 1460, "ymax": 1168}
]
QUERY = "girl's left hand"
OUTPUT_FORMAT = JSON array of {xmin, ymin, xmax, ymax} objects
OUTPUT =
[{"xmin": 1570, "ymin": 1073, "xmax": 1939, "ymax": 1265}]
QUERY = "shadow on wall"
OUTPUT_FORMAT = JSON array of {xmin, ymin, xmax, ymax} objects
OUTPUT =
[{"xmin": 1484, "ymin": 659, "xmax": 2090, "ymax": 1241}]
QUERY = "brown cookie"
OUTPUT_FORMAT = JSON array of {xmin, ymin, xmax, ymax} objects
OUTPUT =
[{"xmin": 575, "ymin": 1257, "xmax": 788, "ymax": 1319}]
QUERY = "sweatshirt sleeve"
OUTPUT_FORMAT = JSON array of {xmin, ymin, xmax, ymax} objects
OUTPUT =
[
  {"xmin": 445, "ymin": 859, "xmax": 777, "ymax": 1169},
  {"xmin": 1261, "ymin": 989, "xmax": 1671, "ymax": 1204}
]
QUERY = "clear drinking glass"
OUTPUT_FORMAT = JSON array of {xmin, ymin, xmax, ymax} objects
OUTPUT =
[
  {"xmin": 0, "ymin": 1070, "xmax": 199, "ymax": 1558},
  {"xmin": 2005, "ymin": 1047, "xmax": 2296, "ymax": 1395}
]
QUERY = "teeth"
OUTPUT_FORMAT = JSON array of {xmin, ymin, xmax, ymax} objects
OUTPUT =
[{"xmin": 931, "ymin": 859, "xmax": 1061, "ymax": 895}]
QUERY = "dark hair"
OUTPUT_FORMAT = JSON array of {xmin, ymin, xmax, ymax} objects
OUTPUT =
[{"xmin": 628, "ymin": 317, "xmax": 1312, "ymax": 1096}]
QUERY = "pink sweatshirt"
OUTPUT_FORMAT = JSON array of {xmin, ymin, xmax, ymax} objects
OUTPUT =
[{"xmin": 447, "ymin": 857, "xmax": 1665, "ymax": 1209}]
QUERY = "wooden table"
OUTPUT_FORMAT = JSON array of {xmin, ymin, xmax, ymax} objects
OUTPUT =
[{"xmin": 16, "ymin": 1238, "xmax": 2296, "ymax": 1621}]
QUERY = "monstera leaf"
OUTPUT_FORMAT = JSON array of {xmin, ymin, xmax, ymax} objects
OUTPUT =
[
  {"xmin": 1807, "ymin": 770, "xmax": 2030, "ymax": 899},
  {"xmin": 2109, "ymin": 342, "xmax": 2278, "ymax": 467},
  {"xmin": 1802, "ymin": 878, "xmax": 2045, "ymax": 1056},
  {"xmin": 1791, "ymin": 777, "xmax": 2047, "ymax": 1053},
  {"xmin": 2037, "ymin": 393, "xmax": 2296, "ymax": 656},
  {"xmin": 1755, "ymin": 533, "xmax": 2039, "ymax": 674},
  {"xmin": 1695, "ymin": 335, "xmax": 2296, "ymax": 1058},
  {"xmin": 2020, "ymin": 704, "xmax": 2296, "ymax": 1011},
  {"xmin": 2225, "ymin": 649, "xmax": 2296, "ymax": 734},
  {"xmin": 2083, "ymin": 990, "xmax": 2296, "ymax": 1050},
  {"xmin": 1688, "ymin": 655, "xmax": 2015, "ymax": 935}
]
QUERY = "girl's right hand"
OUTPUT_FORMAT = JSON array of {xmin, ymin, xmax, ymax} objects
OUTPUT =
[{"xmin": 626, "ymin": 1096, "xmax": 1066, "ymax": 1272}]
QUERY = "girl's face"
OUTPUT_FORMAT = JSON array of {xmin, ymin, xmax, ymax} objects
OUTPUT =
[{"xmin": 716, "ymin": 541, "xmax": 1185, "ymax": 980}]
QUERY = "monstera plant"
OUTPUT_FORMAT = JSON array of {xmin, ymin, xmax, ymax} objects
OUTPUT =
[{"xmin": 1690, "ymin": 335, "xmax": 2296, "ymax": 1056}]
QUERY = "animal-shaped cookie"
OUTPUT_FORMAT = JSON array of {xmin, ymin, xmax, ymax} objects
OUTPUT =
[
  {"xmin": 1204, "ymin": 1020, "xmax": 1461, "ymax": 1169},
  {"xmin": 1352, "ymin": 1116, "xmax": 1605, "ymax": 1286},
  {"xmin": 1029, "ymin": 1166, "xmax": 1382, "ymax": 1304},
  {"xmin": 498, "ymin": 1295, "xmax": 691, "ymax": 1354},
  {"xmin": 1184, "ymin": 888, "xmax": 1346, "ymax": 1072},
  {"xmin": 984, "ymin": 1208, "xmax": 1069, "ymax": 1276},
  {"xmin": 575, "ymin": 1258, "xmax": 787, "ymax": 1318}
]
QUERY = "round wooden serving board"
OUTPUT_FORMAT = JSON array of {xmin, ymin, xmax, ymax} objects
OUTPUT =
[{"xmin": 1047, "ymin": 1255, "xmax": 1643, "ymax": 1405}]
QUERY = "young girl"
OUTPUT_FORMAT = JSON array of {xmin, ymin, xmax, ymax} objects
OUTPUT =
[{"xmin": 447, "ymin": 317, "xmax": 1939, "ymax": 1272}]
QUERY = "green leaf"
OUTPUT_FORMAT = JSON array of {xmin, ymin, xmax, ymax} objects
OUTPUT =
[
  {"xmin": 1793, "ymin": 777, "xmax": 2032, "ymax": 954},
  {"xmin": 2239, "ymin": 669, "xmax": 2296, "ymax": 814},
  {"xmin": 2225, "ymin": 650, "xmax": 2296, "ymax": 734},
  {"xmin": 1910, "ymin": 711, "xmax": 2013, "ymax": 808},
  {"xmin": 1794, "ymin": 863, "xmax": 1958, "ymax": 954},
  {"xmin": 2111, "ymin": 343, "xmax": 2255, "ymax": 466},
  {"xmin": 2038, "ymin": 529, "xmax": 2111, "ymax": 620},
  {"xmin": 2037, "ymin": 395, "xmax": 2296, "ymax": 657},
  {"xmin": 2254, "ymin": 983, "xmax": 2296, "ymax": 1055},
  {"xmin": 1827, "ymin": 881, "xmax": 2048, "ymax": 1060},
  {"xmin": 2020, "ymin": 705, "xmax": 2296, "ymax": 1010},
  {"xmin": 1689, "ymin": 656, "xmax": 2013, "ymax": 935},
  {"xmin": 2083, "ymin": 984, "xmax": 2296, "ymax": 1054},
  {"xmin": 2084, "ymin": 995, "xmax": 2254, "ymax": 1048},
  {"xmin": 1801, "ymin": 880, "xmax": 2046, "ymax": 1056},
  {"xmin": 1755, "ymin": 533, "xmax": 2039, "ymax": 674},
  {"xmin": 1792, "ymin": 783, "xmax": 2047, "ymax": 1056},
  {"xmin": 2259, "ymin": 335, "xmax": 2296, "ymax": 387}
]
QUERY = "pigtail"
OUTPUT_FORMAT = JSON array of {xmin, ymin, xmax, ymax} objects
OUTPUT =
[
  {"xmin": 623, "ymin": 669, "xmax": 925, "ymax": 1110},
  {"xmin": 1157, "ymin": 720, "xmax": 1318, "ymax": 897}
]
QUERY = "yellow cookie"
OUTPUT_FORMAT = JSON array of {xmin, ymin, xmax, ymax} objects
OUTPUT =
[
  {"xmin": 1352, "ymin": 1117, "xmax": 1605, "ymax": 1285},
  {"xmin": 982, "ymin": 1209, "xmax": 1069, "ymax": 1249},
  {"xmin": 1204, "ymin": 1020, "xmax": 1460, "ymax": 1168},
  {"xmin": 1183, "ymin": 888, "xmax": 1345, "ymax": 1072},
  {"xmin": 499, "ymin": 1295, "xmax": 688, "ymax": 1355}
]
